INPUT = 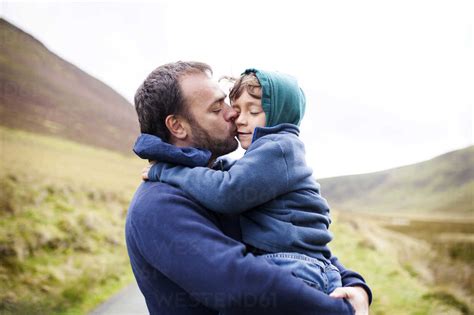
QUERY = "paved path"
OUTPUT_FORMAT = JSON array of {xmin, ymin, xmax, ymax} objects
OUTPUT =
[{"xmin": 89, "ymin": 282, "xmax": 148, "ymax": 315}]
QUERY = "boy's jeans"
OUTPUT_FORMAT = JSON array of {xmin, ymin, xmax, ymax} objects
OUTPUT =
[{"xmin": 262, "ymin": 252, "xmax": 342, "ymax": 294}]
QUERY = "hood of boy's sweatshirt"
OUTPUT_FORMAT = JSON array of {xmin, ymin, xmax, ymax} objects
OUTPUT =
[
  {"xmin": 133, "ymin": 133, "xmax": 211, "ymax": 167},
  {"xmin": 244, "ymin": 69, "xmax": 306, "ymax": 127}
]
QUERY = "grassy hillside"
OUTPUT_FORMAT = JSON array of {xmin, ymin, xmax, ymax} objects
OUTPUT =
[
  {"xmin": 0, "ymin": 18, "xmax": 139, "ymax": 155},
  {"xmin": 0, "ymin": 126, "xmax": 144, "ymax": 314},
  {"xmin": 319, "ymin": 146, "xmax": 473, "ymax": 314},
  {"xmin": 319, "ymin": 146, "xmax": 474, "ymax": 215}
]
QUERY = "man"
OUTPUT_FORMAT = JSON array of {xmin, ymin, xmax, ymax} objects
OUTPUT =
[{"xmin": 126, "ymin": 61, "xmax": 371, "ymax": 315}]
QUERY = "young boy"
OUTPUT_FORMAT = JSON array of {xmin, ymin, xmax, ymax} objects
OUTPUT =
[{"xmin": 140, "ymin": 69, "xmax": 342, "ymax": 294}]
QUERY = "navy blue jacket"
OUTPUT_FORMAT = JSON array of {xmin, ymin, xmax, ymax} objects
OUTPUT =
[
  {"xmin": 147, "ymin": 124, "xmax": 333, "ymax": 261},
  {"xmin": 127, "ymin": 136, "xmax": 372, "ymax": 314}
]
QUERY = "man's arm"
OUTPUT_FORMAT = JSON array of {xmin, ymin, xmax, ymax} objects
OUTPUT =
[
  {"xmin": 148, "ymin": 139, "xmax": 307, "ymax": 214},
  {"xmin": 130, "ymin": 188, "xmax": 355, "ymax": 315},
  {"xmin": 331, "ymin": 256, "xmax": 372, "ymax": 305}
]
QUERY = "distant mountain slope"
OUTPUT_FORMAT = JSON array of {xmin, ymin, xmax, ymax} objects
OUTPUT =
[
  {"xmin": 0, "ymin": 18, "xmax": 139, "ymax": 155},
  {"xmin": 319, "ymin": 146, "xmax": 474, "ymax": 215}
]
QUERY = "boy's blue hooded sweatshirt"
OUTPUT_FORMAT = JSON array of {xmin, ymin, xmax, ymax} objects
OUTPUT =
[{"xmin": 141, "ymin": 69, "xmax": 333, "ymax": 261}]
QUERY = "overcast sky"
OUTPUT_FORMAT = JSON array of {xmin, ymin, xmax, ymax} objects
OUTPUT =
[{"xmin": 2, "ymin": 0, "xmax": 473, "ymax": 178}]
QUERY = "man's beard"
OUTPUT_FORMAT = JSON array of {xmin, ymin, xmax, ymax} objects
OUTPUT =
[{"xmin": 188, "ymin": 118, "xmax": 238, "ymax": 158}]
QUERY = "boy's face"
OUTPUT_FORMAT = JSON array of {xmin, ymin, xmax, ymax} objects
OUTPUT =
[{"xmin": 232, "ymin": 90, "xmax": 266, "ymax": 150}]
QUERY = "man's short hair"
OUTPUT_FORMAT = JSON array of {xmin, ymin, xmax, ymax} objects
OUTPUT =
[{"xmin": 134, "ymin": 61, "xmax": 212, "ymax": 142}]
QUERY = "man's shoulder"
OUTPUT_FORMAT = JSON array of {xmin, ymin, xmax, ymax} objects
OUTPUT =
[
  {"xmin": 135, "ymin": 180, "xmax": 188, "ymax": 201},
  {"xmin": 125, "ymin": 181, "xmax": 229, "ymax": 245},
  {"xmin": 127, "ymin": 181, "xmax": 203, "ymax": 222}
]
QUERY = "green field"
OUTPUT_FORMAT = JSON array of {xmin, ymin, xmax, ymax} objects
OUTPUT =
[
  {"xmin": 332, "ymin": 211, "xmax": 473, "ymax": 315},
  {"xmin": 0, "ymin": 126, "xmax": 472, "ymax": 314},
  {"xmin": 0, "ymin": 127, "xmax": 143, "ymax": 314}
]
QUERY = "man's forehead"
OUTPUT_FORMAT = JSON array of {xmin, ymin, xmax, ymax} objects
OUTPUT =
[{"xmin": 180, "ymin": 73, "xmax": 225, "ymax": 105}]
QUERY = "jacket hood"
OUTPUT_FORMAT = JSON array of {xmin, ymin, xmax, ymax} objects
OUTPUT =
[
  {"xmin": 133, "ymin": 133, "xmax": 211, "ymax": 167},
  {"xmin": 244, "ymin": 68, "xmax": 306, "ymax": 127}
]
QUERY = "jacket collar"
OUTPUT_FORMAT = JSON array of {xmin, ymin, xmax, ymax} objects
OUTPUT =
[
  {"xmin": 252, "ymin": 123, "xmax": 300, "ymax": 143},
  {"xmin": 133, "ymin": 133, "xmax": 211, "ymax": 167}
]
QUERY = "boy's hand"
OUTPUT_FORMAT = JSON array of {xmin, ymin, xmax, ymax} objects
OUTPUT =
[
  {"xmin": 141, "ymin": 161, "xmax": 156, "ymax": 181},
  {"xmin": 330, "ymin": 286, "xmax": 369, "ymax": 315}
]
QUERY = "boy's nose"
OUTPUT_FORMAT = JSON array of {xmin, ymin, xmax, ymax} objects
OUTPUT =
[
  {"xmin": 224, "ymin": 106, "xmax": 238, "ymax": 122},
  {"xmin": 235, "ymin": 113, "xmax": 246, "ymax": 126}
]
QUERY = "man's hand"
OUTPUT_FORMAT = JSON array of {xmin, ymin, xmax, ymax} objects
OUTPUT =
[
  {"xmin": 141, "ymin": 161, "xmax": 155, "ymax": 181},
  {"xmin": 330, "ymin": 286, "xmax": 369, "ymax": 315}
]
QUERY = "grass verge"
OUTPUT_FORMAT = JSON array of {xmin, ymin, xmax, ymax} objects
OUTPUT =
[{"xmin": 0, "ymin": 127, "xmax": 143, "ymax": 314}]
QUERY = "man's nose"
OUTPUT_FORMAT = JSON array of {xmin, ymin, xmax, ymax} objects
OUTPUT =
[{"xmin": 224, "ymin": 106, "xmax": 238, "ymax": 122}]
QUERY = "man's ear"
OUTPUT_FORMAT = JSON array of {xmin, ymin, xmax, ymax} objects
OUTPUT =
[{"xmin": 165, "ymin": 114, "xmax": 189, "ymax": 140}]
